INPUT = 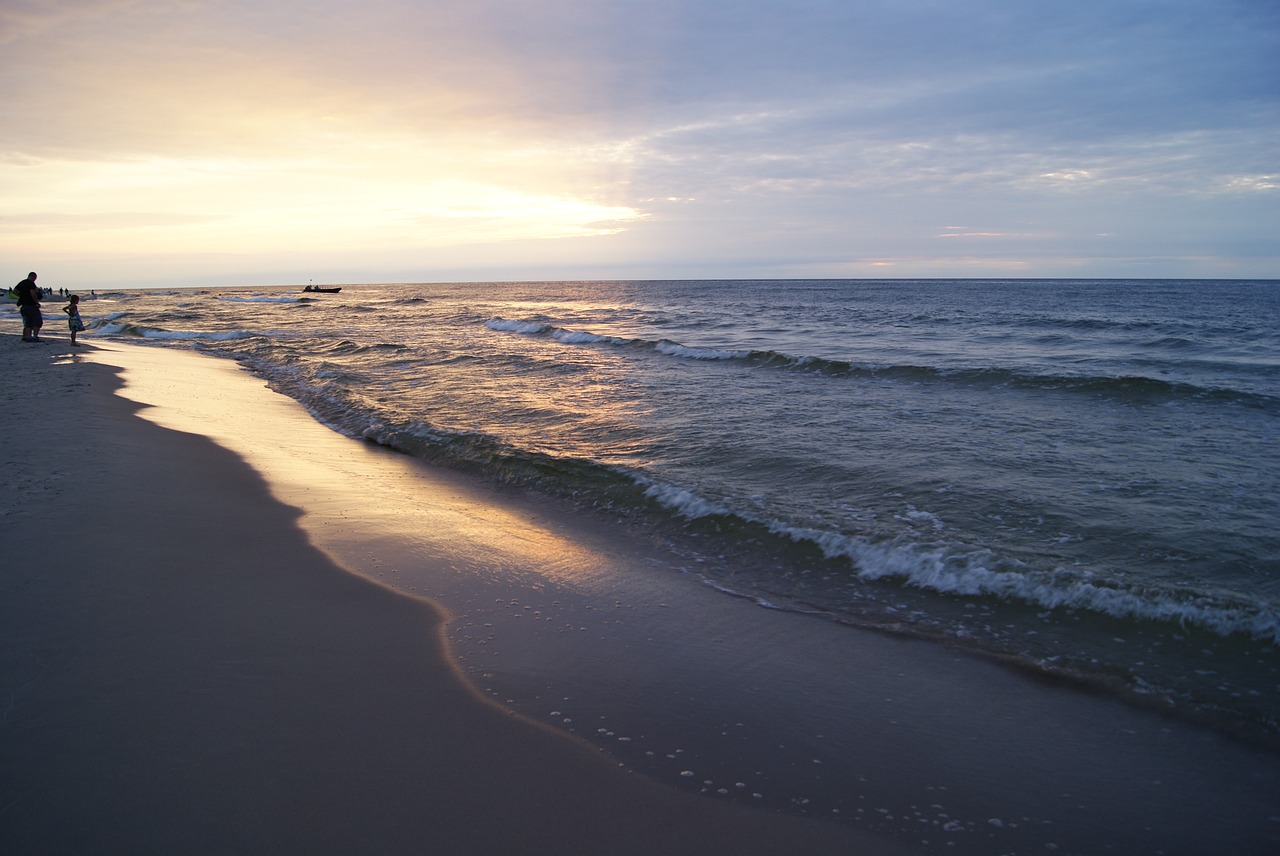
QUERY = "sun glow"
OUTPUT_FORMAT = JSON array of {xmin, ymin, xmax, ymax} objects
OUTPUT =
[
  {"xmin": 3, "ymin": 0, "xmax": 1275, "ymax": 284},
  {"xmin": 1, "ymin": 145, "xmax": 641, "ymax": 260}
]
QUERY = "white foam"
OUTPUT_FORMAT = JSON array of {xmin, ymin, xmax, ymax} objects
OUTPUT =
[
  {"xmin": 772, "ymin": 521, "xmax": 1280, "ymax": 644},
  {"xmin": 486, "ymin": 318, "xmax": 627, "ymax": 347},
  {"xmin": 94, "ymin": 321, "xmax": 256, "ymax": 341},
  {"xmin": 486, "ymin": 318, "xmax": 548, "ymax": 334},
  {"xmin": 139, "ymin": 328, "xmax": 257, "ymax": 342},
  {"xmin": 634, "ymin": 468, "xmax": 1280, "ymax": 645},
  {"xmin": 655, "ymin": 340, "xmax": 749, "ymax": 360},
  {"xmin": 640, "ymin": 479, "xmax": 730, "ymax": 519},
  {"xmin": 553, "ymin": 329, "xmax": 627, "ymax": 346},
  {"xmin": 900, "ymin": 508, "xmax": 945, "ymax": 529}
]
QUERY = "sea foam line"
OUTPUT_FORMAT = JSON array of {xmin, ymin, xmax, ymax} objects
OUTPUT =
[
  {"xmin": 94, "ymin": 321, "xmax": 257, "ymax": 341},
  {"xmin": 800, "ymin": 525, "xmax": 1280, "ymax": 645},
  {"xmin": 635, "ymin": 473, "xmax": 1280, "ymax": 646}
]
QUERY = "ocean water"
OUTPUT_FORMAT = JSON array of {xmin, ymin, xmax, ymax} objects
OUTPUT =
[{"xmin": 79, "ymin": 278, "xmax": 1280, "ymax": 743}]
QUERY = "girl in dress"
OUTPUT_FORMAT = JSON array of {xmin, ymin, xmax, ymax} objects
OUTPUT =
[{"xmin": 63, "ymin": 294, "xmax": 86, "ymax": 346}]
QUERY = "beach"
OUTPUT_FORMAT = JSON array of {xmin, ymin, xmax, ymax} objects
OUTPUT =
[
  {"xmin": 0, "ymin": 336, "xmax": 888, "ymax": 855},
  {"xmin": 4, "ymin": 330, "xmax": 1279, "ymax": 855}
]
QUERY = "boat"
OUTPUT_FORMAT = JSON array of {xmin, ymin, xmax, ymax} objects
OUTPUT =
[{"xmin": 302, "ymin": 285, "xmax": 342, "ymax": 293}]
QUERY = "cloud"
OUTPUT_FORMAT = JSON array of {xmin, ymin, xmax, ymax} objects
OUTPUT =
[{"xmin": 1, "ymin": 0, "xmax": 1276, "ymax": 284}]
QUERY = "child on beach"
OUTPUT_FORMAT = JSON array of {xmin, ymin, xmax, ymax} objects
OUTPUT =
[{"xmin": 63, "ymin": 294, "xmax": 86, "ymax": 345}]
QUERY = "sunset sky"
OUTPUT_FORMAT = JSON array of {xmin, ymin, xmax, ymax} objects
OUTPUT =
[{"xmin": 2, "ymin": 0, "xmax": 1277, "ymax": 288}]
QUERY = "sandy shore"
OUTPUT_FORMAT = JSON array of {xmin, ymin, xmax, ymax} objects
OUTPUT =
[
  {"xmin": 0, "ymin": 334, "xmax": 892, "ymax": 854},
  {"xmin": 5, "ymin": 333, "xmax": 1280, "ymax": 855}
]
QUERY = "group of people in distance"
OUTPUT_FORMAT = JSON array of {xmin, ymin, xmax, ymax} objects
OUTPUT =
[{"xmin": 12, "ymin": 272, "xmax": 85, "ymax": 346}]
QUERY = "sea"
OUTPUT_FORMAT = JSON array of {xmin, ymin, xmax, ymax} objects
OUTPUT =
[{"xmin": 80, "ymin": 278, "xmax": 1279, "ymax": 748}]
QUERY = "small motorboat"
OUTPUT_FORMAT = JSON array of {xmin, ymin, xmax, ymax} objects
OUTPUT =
[{"xmin": 302, "ymin": 285, "xmax": 342, "ymax": 293}]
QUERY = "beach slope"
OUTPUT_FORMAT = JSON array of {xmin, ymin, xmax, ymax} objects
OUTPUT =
[{"xmin": 0, "ymin": 337, "xmax": 891, "ymax": 855}]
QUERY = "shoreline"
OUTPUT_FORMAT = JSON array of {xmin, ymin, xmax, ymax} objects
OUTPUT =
[
  {"xmin": 6, "ymin": 334, "xmax": 1280, "ymax": 854},
  {"xmin": 0, "ymin": 335, "xmax": 886, "ymax": 855}
]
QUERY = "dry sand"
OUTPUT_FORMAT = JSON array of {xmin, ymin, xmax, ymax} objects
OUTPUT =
[{"xmin": 0, "ymin": 334, "xmax": 895, "ymax": 854}]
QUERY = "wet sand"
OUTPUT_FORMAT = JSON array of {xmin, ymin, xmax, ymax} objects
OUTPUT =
[
  {"xmin": 4, "ymin": 334, "xmax": 1278, "ymax": 855},
  {"xmin": 0, "ymin": 335, "xmax": 891, "ymax": 855}
]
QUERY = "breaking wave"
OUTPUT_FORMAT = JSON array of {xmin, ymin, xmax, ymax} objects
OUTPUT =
[{"xmin": 92, "ymin": 320, "xmax": 257, "ymax": 341}]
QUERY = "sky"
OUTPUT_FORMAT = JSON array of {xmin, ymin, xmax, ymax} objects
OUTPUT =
[{"xmin": 2, "ymin": 0, "xmax": 1277, "ymax": 288}]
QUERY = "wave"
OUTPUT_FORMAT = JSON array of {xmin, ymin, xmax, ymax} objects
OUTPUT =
[
  {"xmin": 654, "ymin": 340, "xmax": 751, "ymax": 360},
  {"xmin": 93, "ymin": 321, "xmax": 257, "ymax": 342},
  {"xmin": 801, "ymin": 524, "xmax": 1279, "ymax": 642},
  {"xmin": 484, "ymin": 316, "xmax": 1279, "ymax": 408},
  {"xmin": 227, "ymin": 341, "xmax": 1280, "ymax": 651},
  {"xmin": 633, "ymin": 474, "xmax": 1280, "ymax": 647},
  {"xmin": 402, "ymin": 414, "xmax": 1277, "ymax": 646},
  {"xmin": 486, "ymin": 318, "xmax": 554, "ymax": 335}
]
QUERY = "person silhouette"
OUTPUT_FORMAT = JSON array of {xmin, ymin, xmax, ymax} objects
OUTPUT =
[{"xmin": 15, "ymin": 272, "xmax": 43, "ymax": 343}]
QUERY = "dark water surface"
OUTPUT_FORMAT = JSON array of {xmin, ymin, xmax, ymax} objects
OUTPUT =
[{"xmin": 87, "ymin": 278, "xmax": 1280, "ymax": 744}]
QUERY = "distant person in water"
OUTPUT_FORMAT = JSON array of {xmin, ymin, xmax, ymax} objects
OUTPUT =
[
  {"xmin": 15, "ymin": 272, "xmax": 43, "ymax": 342},
  {"xmin": 63, "ymin": 294, "xmax": 85, "ymax": 346}
]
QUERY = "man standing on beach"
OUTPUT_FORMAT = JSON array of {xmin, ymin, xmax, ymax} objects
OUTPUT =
[{"xmin": 16, "ymin": 272, "xmax": 44, "ymax": 343}]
